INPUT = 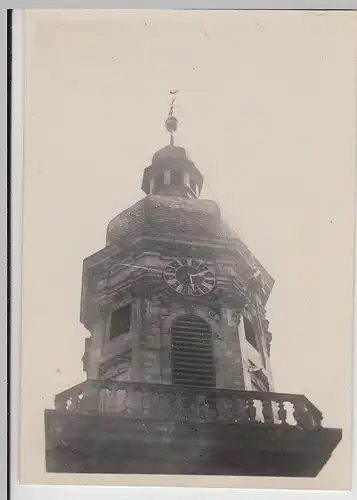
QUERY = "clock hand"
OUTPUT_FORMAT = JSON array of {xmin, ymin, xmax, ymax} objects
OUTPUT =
[
  {"xmin": 190, "ymin": 270, "xmax": 210, "ymax": 277},
  {"xmin": 198, "ymin": 270, "xmax": 210, "ymax": 276},
  {"xmin": 182, "ymin": 275, "xmax": 191, "ymax": 286}
]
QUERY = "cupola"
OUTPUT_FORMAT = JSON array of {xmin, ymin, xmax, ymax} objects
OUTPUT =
[{"xmin": 141, "ymin": 91, "xmax": 204, "ymax": 198}]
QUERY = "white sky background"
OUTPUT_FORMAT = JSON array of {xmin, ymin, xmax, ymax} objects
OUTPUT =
[{"xmin": 20, "ymin": 9, "xmax": 356, "ymax": 488}]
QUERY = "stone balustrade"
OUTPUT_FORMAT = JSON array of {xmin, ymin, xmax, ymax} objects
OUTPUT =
[{"xmin": 55, "ymin": 380, "xmax": 323, "ymax": 430}]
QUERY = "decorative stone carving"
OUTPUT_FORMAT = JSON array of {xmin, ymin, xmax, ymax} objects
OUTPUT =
[
  {"xmin": 142, "ymin": 299, "xmax": 151, "ymax": 317},
  {"xmin": 208, "ymin": 309, "xmax": 220, "ymax": 321},
  {"xmin": 155, "ymin": 288, "xmax": 172, "ymax": 306},
  {"xmin": 265, "ymin": 330, "xmax": 273, "ymax": 356},
  {"xmin": 236, "ymin": 312, "xmax": 242, "ymax": 327},
  {"xmin": 210, "ymin": 287, "xmax": 224, "ymax": 301},
  {"xmin": 262, "ymin": 318, "xmax": 270, "ymax": 329},
  {"xmin": 231, "ymin": 309, "xmax": 240, "ymax": 325},
  {"xmin": 98, "ymin": 301, "xmax": 107, "ymax": 311},
  {"xmin": 184, "ymin": 303, "xmax": 196, "ymax": 315},
  {"xmin": 225, "ymin": 308, "xmax": 237, "ymax": 327},
  {"xmin": 107, "ymin": 288, "xmax": 132, "ymax": 307}
]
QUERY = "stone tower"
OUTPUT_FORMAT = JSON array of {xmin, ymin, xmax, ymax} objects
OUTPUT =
[
  {"xmin": 45, "ymin": 100, "xmax": 342, "ymax": 477},
  {"xmin": 80, "ymin": 110, "xmax": 274, "ymax": 398}
]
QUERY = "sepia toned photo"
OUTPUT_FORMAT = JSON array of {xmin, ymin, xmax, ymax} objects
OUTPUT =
[{"xmin": 20, "ymin": 9, "xmax": 356, "ymax": 490}]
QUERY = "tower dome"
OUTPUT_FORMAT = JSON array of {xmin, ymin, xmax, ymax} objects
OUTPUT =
[
  {"xmin": 141, "ymin": 113, "xmax": 203, "ymax": 197},
  {"xmin": 152, "ymin": 144, "xmax": 188, "ymax": 163}
]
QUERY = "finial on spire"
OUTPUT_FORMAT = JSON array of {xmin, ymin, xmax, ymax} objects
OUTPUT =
[{"xmin": 165, "ymin": 90, "xmax": 179, "ymax": 145}]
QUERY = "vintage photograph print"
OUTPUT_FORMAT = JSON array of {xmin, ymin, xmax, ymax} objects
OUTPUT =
[{"xmin": 20, "ymin": 9, "xmax": 356, "ymax": 490}]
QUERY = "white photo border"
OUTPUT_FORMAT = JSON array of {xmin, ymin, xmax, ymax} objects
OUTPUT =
[{"xmin": 9, "ymin": 3, "xmax": 357, "ymax": 500}]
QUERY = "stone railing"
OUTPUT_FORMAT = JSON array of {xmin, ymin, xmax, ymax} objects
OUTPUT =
[{"xmin": 54, "ymin": 380, "xmax": 323, "ymax": 430}]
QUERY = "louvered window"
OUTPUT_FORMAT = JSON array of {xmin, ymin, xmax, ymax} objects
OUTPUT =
[{"xmin": 171, "ymin": 315, "xmax": 215, "ymax": 387}]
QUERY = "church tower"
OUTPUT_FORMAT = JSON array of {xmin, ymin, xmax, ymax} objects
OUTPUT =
[
  {"xmin": 80, "ymin": 103, "xmax": 274, "ymax": 396},
  {"xmin": 45, "ymin": 95, "xmax": 342, "ymax": 477}
]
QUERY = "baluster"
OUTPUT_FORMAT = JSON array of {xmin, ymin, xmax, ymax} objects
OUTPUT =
[
  {"xmin": 65, "ymin": 397, "xmax": 73, "ymax": 411},
  {"xmin": 207, "ymin": 394, "xmax": 218, "ymax": 421},
  {"xmin": 197, "ymin": 396, "xmax": 204, "ymax": 420},
  {"xmin": 173, "ymin": 391, "xmax": 184, "ymax": 421},
  {"xmin": 116, "ymin": 387, "xmax": 128, "ymax": 413},
  {"xmin": 98, "ymin": 389, "xmax": 107, "ymax": 412},
  {"xmin": 312, "ymin": 408, "xmax": 323, "ymax": 428},
  {"xmin": 215, "ymin": 396, "xmax": 223, "ymax": 421},
  {"xmin": 191, "ymin": 393, "xmax": 198, "ymax": 419},
  {"xmin": 157, "ymin": 392, "xmax": 171, "ymax": 419},
  {"xmin": 246, "ymin": 398, "xmax": 257, "ymax": 422},
  {"xmin": 224, "ymin": 397, "xmax": 233, "ymax": 421},
  {"xmin": 278, "ymin": 401, "xmax": 287, "ymax": 425},
  {"xmin": 194, "ymin": 393, "xmax": 200, "ymax": 420},
  {"xmin": 76, "ymin": 391, "xmax": 84, "ymax": 409},
  {"xmin": 70, "ymin": 390, "xmax": 83, "ymax": 411},
  {"xmin": 202, "ymin": 396, "xmax": 210, "ymax": 420},
  {"xmin": 152, "ymin": 391, "xmax": 160, "ymax": 415},
  {"xmin": 139, "ymin": 388, "xmax": 145, "ymax": 414},
  {"xmin": 128, "ymin": 386, "xmax": 142, "ymax": 416},
  {"xmin": 293, "ymin": 401, "xmax": 310, "ymax": 428},
  {"xmin": 202, "ymin": 394, "xmax": 212, "ymax": 421},
  {"xmin": 125, "ymin": 387, "xmax": 134, "ymax": 415},
  {"xmin": 194, "ymin": 394, "xmax": 202, "ymax": 420},
  {"xmin": 234, "ymin": 397, "xmax": 248, "ymax": 423},
  {"xmin": 217, "ymin": 397, "xmax": 231, "ymax": 421},
  {"xmin": 196, "ymin": 394, "xmax": 208, "ymax": 420},
  {"xmin": 117, "ymin": 387, "xmax": 129, "ymax": 415},
  {"xmin": 85, "ymin": 382, "xmax": 102, "ymax": 412},
  {"xmin": 254, "ymin": 400, "xmax": 264, "ymax": 423},
  {"xmin": 180, "ymin": 393, "xmax": 190, "ymax": 421},
  {"xmin": 262, "ymin": 399, "xmax": 274, "ymax": 424},
  {"xmin": 167, "ymin": 390, "xmax": 176, "ymax": 420},
  {"xmin": 142, "ymin": 388, "xmax": 152, "ymax": 415},
  {"xmin": 106, "ymin": 388, "xmax": 118, "ymax": 412}
]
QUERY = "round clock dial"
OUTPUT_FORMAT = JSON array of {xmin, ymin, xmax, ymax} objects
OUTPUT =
[{"xmin": 163, "ymin": 259, "xmax": 216, "ymax": 296}]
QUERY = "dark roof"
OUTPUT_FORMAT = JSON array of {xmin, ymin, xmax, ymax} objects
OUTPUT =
[
  {"xmin": 105, "ymin": 194, "xmax": 274, "ymax": 290},
  {"xmin": 142, "ymin": 145, "xmax": 204, "ymax": 194},
  {"xmin": 106, "ymin": 194, "xmax": 222, "ymax": 243},
  {"xmin": 152, "ymin": 145, "xmax": 188, "ymax": 163}
]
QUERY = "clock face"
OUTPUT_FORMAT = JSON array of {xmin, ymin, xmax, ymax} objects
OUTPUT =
[{"xmin": 163, "ymin": 259, "xmax": 216, "ymax": 296}]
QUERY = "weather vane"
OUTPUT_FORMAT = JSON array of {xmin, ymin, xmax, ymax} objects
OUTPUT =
[{"xmin": 165, "ymin": 89, "xmax": 179, "ymax": 146}]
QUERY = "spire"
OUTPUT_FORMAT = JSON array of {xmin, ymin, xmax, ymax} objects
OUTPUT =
[{"xmin": 165, "ymin": 90, "xmax": 179, "ymax": 146}]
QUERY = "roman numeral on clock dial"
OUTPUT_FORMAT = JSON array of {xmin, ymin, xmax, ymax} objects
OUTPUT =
[
  {"xmin": 163, "ymin": 259, "xmax": 216, "ymax": 296},
  {"xmin": 198, "ymin": 283, "xmax": 212, "ymax": 293}
]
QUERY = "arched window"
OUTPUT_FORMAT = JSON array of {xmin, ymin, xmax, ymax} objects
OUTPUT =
[{"xmin": 171, "ymin": 315, "xmax": 215, "ymax": 387}]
